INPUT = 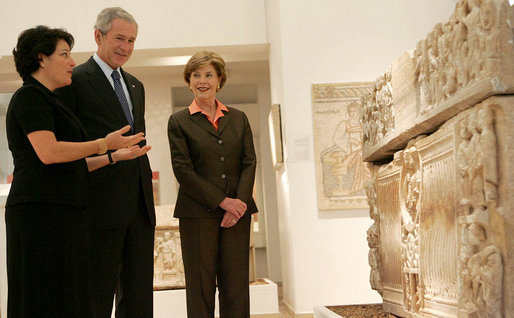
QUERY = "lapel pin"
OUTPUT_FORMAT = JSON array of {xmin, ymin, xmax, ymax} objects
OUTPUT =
[{"xmin": 132, "ymin": 85, "xmax": 135, "ymax": 88}]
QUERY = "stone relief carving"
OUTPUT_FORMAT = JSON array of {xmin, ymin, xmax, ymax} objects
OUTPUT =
[
  {"xmin": 414, "ymin": 0, "xmax": 511, "ymax": 115},
  {"xmin": 153, "ymin": 205, "xmax": 185, "ymax": 290},
  {"xmin": 154, "ymin": 228, "xmax": 185, "ymax": 289},
  {"xmin": 399, "ymin": 146, "xmax": 423, "ymax": 314},
  {"xmin": 362, "ymin": 70, "xmax": 394, "ymax": 148},
  {"xmin": 312, "ymin": 83, "xmax": 373, "ymax": 210},
  {"xmin": 366, "ymin": 98, "xmax": 510, "ymax": 317},
  {"xmin": 362, "ymin": 0, "xmax": 513, "ymax": 162},
  {"xmin": 363, "ymin": 1, "xmax": 512, "ymax": 316},
  {"xmin": 456, "ymin": 106, "xmax": 502, "ymax": 317},
  {"xmin": 365, "ymin": 177, "xmax": 382, "ymax": 295}
]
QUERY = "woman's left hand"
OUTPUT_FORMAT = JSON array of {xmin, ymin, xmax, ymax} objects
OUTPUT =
[
  {"xmin": 112, "ymin": 145, "xmax": 152, "ymax": 162},
  {"xmin": 221, "ymin": 211, "xmax": 240, "ymax": 228}
]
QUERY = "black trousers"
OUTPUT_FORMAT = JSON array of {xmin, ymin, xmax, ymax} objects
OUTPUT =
[
  {"xmin": 88, "ymin": 188, "xmax": 155, "ymax": 318},
  {"xmin": 179, "ymin": 215, "xmax": 251, "ymax": 318},
  {"xmin": 5, "ymin": 202, "xmax": 91, "ymax": 318}
]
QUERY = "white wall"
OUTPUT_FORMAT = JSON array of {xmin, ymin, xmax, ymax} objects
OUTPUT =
[
  {"xmin": 0, "ymin": 0, "xmax": 267, "ymax": 55},
  {"xmin": 266, "ymin": 0, "xmax": 457, "ymax": 313}
]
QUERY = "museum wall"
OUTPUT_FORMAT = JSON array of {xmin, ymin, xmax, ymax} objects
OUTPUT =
[
  {"xmin": 0, "ymin": 0, "xmax": 267, "ymax": 55},
  {"xmin": 265, "ymin": 0, "xmax": 457, "ymax": 314}
]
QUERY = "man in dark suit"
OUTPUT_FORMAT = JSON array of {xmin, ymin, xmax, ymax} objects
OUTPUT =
[{"xmin": 57, "ymin": 7, "xmax": 155, "ymax": 318}]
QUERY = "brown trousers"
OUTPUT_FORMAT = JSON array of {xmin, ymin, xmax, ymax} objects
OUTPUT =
[{"xmin": 179, "ymin": 215, "xmax": 251, "ymax": 318}]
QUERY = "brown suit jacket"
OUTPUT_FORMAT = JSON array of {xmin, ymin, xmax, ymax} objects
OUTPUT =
[{"xmin": 167, "ymin": 105, "xmax": 258, "ymax": 218}]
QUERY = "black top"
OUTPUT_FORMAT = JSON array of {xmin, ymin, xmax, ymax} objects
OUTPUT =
[{"xmin": 6, "ymin": 77, "xmax": 89, "ymax": 208}]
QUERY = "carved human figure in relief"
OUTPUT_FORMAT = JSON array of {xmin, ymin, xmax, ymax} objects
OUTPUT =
[
  {"xmin": 362, "ymin": 72, "xmax": 393, "ymax": 146},
  {"xmin": 400, "ymin": 147, "xmax": 422, "ymax": 313},
  {"xmin": 465, "ymin": 0, "xmax": 485, "ymax": 82},
  {"xmin": 461, "ymin": 214, "xmax": 503, "ymax": 318},
  {"xmin": 415, "ymin": 39, "xmax": 432, "ymax": 110},
  {"xmin": 402, "ymin": 147, "xmax": 421, "ymax": 230},
  {"xmin": 476, "ymin": 108, "xmax": 497, "ymax": 208},
  {"xmin": 328, "ymin": 102, "xmax": 371, "ymax": 195},
  {"xmin": 457, "ymin": 117, "xmax": 473, "ymax": 206},
  {"xmin": 161, "ymin": 231, "xmax": 175, "ymax": 271},
  {"xmin": 365, "ymin": 181, "xmax": 382, "ymax": 294}
]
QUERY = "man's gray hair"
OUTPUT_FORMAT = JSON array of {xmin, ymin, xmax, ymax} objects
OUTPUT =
[{"xmin": 94, "ymin": 7, "xmax": 138, "ymax": 35}]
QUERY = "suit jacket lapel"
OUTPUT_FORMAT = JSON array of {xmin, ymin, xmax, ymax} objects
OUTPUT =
[
  {"xmin": 84, "ymin": 58, "xmax": 131, "ymax": 128},
  {"xmin": 189, "ymin": 113, "xmax": 219, "ymax": 137},
  {"xmin": 217, "ymin": 110, "xmax": 231, "ymax": 135}
]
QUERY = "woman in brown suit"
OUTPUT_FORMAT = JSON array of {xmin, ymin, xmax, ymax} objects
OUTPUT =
[{"xmin": 167, "ymin": 51, "xmax": 258, "ymax": 317}]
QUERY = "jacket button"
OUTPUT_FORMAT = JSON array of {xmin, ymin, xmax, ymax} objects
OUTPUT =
[
  {"xmin": 218, "ymin": 139, "xmax": 223, "ymax": 144},
  {"xmin": 221, "ymin": 174, "xmax": 226, "ymax": 179},
  {"xmin": 220, "ymin": 156, "xmax": 225, "ymax": 162}
]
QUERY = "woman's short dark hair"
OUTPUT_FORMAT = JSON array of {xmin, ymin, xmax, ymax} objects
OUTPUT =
[{"xmin": 12, "ymin": 25, "xmax": 74, "ymax": 79}]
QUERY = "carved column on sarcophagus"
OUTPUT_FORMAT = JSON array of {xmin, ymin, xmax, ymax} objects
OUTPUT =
[{"xmin": 399, "ymin": 144, "xmax": 423, "ymax": 314}]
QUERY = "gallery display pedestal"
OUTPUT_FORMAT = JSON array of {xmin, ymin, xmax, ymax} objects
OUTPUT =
[
  {"xmin": 122, "ymin": 278, "xmax": 279, "ymax": 318},
  {"xmin": 314, "ymin": 306, "xmax": 340, "ymax": 318}
]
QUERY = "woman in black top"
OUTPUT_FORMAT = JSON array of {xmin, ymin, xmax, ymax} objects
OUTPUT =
[{"xmin": 5, "ymin": 26, "xmax": 150, "ymax": 318}]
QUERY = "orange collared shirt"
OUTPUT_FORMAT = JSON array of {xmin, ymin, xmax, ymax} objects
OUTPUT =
[{"xmin": 188, "ymin": 99, "xmax": 229, "ymax": 131}]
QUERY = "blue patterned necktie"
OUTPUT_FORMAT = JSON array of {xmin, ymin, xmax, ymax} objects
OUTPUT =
[{"xmin": 111, "ymin": 70, "xmax": 134, "ymax": 130}]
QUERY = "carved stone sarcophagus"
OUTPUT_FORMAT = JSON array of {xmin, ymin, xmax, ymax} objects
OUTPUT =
[{"xmin": 363, "ymin": 1, "xmax": 514, "ymax": 317}]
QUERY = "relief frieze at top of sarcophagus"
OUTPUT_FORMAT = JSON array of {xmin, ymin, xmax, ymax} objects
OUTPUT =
[{"xmin": 362, "ymin": 0, "xmax": 514, "ymax": 162}]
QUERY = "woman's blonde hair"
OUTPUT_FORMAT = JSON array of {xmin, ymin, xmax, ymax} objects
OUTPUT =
[{"xmin": 184, "ymin": 51, "xmax": 227, "ymax": 90}]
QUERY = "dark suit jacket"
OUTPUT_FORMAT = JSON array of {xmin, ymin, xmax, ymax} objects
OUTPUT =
[
  {"xmin": 167, "ymin": 105, "xmax": 258, "ymax": 218},
  {"xmin": 57, "ymin": 57, "xmax": 155, "ymax": 228}
]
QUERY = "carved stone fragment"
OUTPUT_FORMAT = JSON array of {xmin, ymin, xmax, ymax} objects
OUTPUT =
[
  {"xmin": 362, "ymin": 0, "xmax": 514, "ymax": 162},
  {"xmin": 362, "ymin": 70, "xmax": 394, "ymax": 148},
  {"xmin": 153, "ymin": 205, "xmax": 185, "ymax": 290},
  {"xmin": 365, "ymin": 96, "xmax": 513, "ymax": 317},
  {"xmin": 365, "ymin": 175, "xmax": 382, "ymax": 295}
]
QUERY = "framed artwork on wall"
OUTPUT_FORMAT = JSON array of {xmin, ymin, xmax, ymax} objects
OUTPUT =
[
  {"xmin": 268, "ymin": 104, "xmax": 283, "ymax": 169},
  {"xmin": 311, "ymin": 82, "xmax": 373, "ymax": 210}
]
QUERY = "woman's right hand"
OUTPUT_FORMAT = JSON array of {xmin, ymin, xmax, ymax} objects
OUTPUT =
[
  {"xmin": 220, "ymin": 197, "xmax": 247, "ymax": 218},
  {"xmin": 105, "ymin": 125, "xmax": 145, "ymax": 150}
]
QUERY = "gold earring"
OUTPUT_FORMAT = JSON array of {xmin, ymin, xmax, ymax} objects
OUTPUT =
[{"xmin": 217, "ymin": 84, "xmax": 220, "ymax": 89}]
